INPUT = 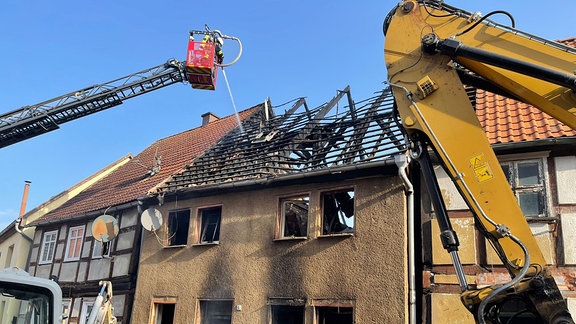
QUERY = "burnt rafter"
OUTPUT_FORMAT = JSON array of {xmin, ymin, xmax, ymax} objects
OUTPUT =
[{"xmin": 159, "ymin": 86, "xmax": 406, "ymax": 192}]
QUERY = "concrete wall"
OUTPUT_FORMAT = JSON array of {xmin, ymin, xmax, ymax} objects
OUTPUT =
[{"xmin": 133, "ymin": 175, "xmax": 407, "ymax": 323}]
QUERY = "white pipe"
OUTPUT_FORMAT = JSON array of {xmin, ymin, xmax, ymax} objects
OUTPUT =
[{"xmin": 395, "ymin": 153, "xmax": 416, "ymax": 324}]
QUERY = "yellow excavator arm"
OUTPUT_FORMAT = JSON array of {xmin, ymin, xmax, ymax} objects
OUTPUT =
[{"xmin": 384, "ymin": 1, "xmax": 576, "ymax": 323}]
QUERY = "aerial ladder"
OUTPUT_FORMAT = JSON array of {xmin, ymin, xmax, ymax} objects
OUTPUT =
[
  {"xmin": 0, "ymin": 25, "xmax": 241, "ymax": 149},
  {"xmin": 0, "ymin": 26, "xmax": 241, "ymax": 324}
]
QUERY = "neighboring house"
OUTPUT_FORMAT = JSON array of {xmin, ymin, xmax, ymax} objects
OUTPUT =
[
  {"xmin": 0, "ymin": 154, "xmax": 130, "ymax": 324},
  {"xmin": 24, "ymin": 107, "xmax": 261, "ymax": 324},
  {"xmin": 425, "ymin": 37, "xmax": 576, "ymax": 322},
  {"xmin": 131, "ymin": 87, "xmax": 411, "ymax": 323}
]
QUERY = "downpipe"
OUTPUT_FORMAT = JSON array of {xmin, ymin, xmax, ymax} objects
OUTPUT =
[{"xmin": 395, "ymin": 153, "xmax": 416, "ymax": 324}]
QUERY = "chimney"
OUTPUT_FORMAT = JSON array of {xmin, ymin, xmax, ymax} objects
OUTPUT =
[{"xmin": 201, "ymin": 112, "xmax": 220, "ymax": 126}]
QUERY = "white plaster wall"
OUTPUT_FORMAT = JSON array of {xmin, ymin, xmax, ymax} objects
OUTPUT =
[
  {"xmin": 60, "ymin": 262, "xmax": 78, "ymax": 282},
  {"xmin": 88, "ymin": 258, "xmax": 111, "ymax": 281},
  {"xmin": 112, "ymin": 254, "xmax": 131, "ymax": 277},
  {"xmin": 78, "ymin": 261, "xmax": 88, "ymax": 281},
  {"xmin": 35, "ymin": 264, "xmax": 51, "ymax": 279},
  {"xmin": 568, "ymin": 298, "xmax": 576, "ymax": 320},
  {"xmin": 555, "ymin": 156, "xmax": 576, "ymax": 204},
  {"xmin": 530, "ymin": 223, "xmax": 555, "ymax": 265},
  {"xmin": 561, "ymin": 213, "xmax": 576, "ymax": 264},
  {"xmin": 116, "ymin": 231, "xmax": 134, "ymax": 251},
  {"xmin": 120, "ymin": 209, "xmax": 137, "ymax": 229},
  {"xmin": 434, "ymin": 166, "xmax": 468, "ymax": 210},
  {"xmin": 112, "ymin": 294, "xmax": 126, "ymax": 317}
]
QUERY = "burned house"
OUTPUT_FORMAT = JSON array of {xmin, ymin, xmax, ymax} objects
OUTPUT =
[{"xmin": 131, "ymin": 86, "xmax": 411, "ymax": 323}]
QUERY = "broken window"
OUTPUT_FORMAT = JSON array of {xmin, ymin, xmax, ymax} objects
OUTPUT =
[
  {"xmin": 269, "ymin": 298, "xmax": 305, "ymax": 324},
  {"xmin": 197, "ymin": 206, "xmax": 222, "ymax": 244},
  {"xmin": 321, "ymin": 189, "xmax": 355, "ymax": 235},
  {"xmin": 278, "ymin": 195, "xmax": 309, "ymax": 239},
  {"xmin": 501, "ymin": 159, "xmax": 547, "ymax": 217},
  {"xmin": 199, "ymin": 300, "xmax": 233, "ymax": 324},
  {"xmin": 92, "ymin": 240, "xmax": 111, "ymax": 259},
  {"xmin": 152, "ymin": 300, "xmax": 176, "ymax": 324},
  {"xmin": 167, "ymin": 209, "xmax": 191, "ymax": 246},
  {"xmin": 315, "ymin": 306, "xmax": 353, "ymax": 324}
]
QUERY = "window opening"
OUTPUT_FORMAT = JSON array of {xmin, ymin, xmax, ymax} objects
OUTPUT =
[
  {"xmin": 199, "ymin": 300, "xmax": 233, "ymax": 324},
  {"xmin": 279, "ymin": 195, "xmax": 309, "ymax": 238},
  {"xmin": 198, "ymin": 207, "xmax": 222, "ymax": 244},
  {"xmin": 40, "ymin": 230, "xmax": 58, "ymax": 264},
  {"xmin": 153, "ymin": 302, "xmax": 176, "ymax": 324},
  {"xmin": 168, "ymin": 209, "xmax": 191, "ymax": 246},
  {"xmin": 321, "ymin": 189, "xmax": 355, "ymax": 235},
  {"xmin": 92, "ymin": 240, "xmax": 112, "ymax": 259},
  {"xmin": 65, "ymin": 226, "xmax": 85, "ymax": 261},
  {"xmin": 501, "ymin": 159, "xmax": 547, "ymax": 217},
  {"xmin": 271, "ymin": 305, "xmax": 304, "ymax": 324},
  {"xmin": 315, "ymin": 306, "xmax": 353, "ymax": 324}
]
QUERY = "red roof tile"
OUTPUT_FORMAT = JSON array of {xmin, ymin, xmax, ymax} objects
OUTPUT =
[
  {"xmin": 32, "ymin": 106, "xmax": 261, "ymax": 225},
  {"xmin": 476, "ymin": 90, "xmax": 576, "ymax": 144},
  {"xmin": 476, "ymin": 37, "xmax": 576, "ymax": 144}
]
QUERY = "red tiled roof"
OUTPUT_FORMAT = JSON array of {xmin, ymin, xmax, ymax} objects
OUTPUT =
[
  {"xmin": 476, "ymin": 37, "xmax": 576, "ymax": 144},
  {"xmin": 31, "ymin": 106, "xmax": 261, "ymax": 225},
  {"xmin": 476, "ymin": 90, "xmax": 576, "ymax": 144}
]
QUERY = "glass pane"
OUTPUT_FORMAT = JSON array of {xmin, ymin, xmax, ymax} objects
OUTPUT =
[
  {"xmin": 500, "ymin": 163, "xmax": 512, "ymax": 184},
  {"xmin": 282, "ymin": 196, "xmax": 309, "ymax": 238},
  {"xmin": 518, "ymin": 162, "xmax": 540, "ymax": 186},
  {"xmin": 322, "ymin": 190, "xmax": 354, "ymax": 235},
  {"xmin": 272, "ymin": 305, "xmax": 304, "ymax": 324},
  {"xmin": 519, "ymin": 192, "xmax": 543, "ymax": 216}
]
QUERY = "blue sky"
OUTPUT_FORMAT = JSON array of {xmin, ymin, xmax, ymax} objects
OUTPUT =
[{"xmin": 0, "ymin": 0, "xmax": 574, "ymax": 231}]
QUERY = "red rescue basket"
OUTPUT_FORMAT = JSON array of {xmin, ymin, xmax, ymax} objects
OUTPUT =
[{"xmin": 185, "ymin": 40, "xmax": 218, "ymax": 90}]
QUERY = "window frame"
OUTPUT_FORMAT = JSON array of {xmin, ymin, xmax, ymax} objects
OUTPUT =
[
  {"xmin": 79, "ymin": 300, "xmax": 94, "ymax": 324},
  {"xmin": 150, "ymin": 297, "xmax": 177, "ymax": 324},
  {"xmin": 312, "ymin": 299, "xmax": 355, "ymax": 324},
  {"xmin": 499, "ymin": 155, "xmax": 551, "ymax": 218},
  {"xmin": 319, "ymin": 187, "xmax": 355, "ymax": 237},
  {"xmin": 39, "ymin": 230, "xmax": 58, "ymax": 265},
  {"xmin": 64, "ymin": 225, "xmax": 85, "ymax": 262},
  {"xmin": 276, "ymin": 194, "xmax": 310, "ymax": 240},
  {"xmin": 92, "ymin": 239, "xmax": 112, "ymax": 259},
  {"xmin": 166, "ymin": 209, "xmax": 191, "ymax": 247},
  {"xmin": 268, "ymin": 298, "xmax": 306, "ymax": 324},
  {"xmin": 194, "ymin": 206, "xmax": 223, "ymax": 245},
  {"xmin": 197, "ymin": 299, "xmax": 233, "ymax": 324},
  {"xmin": 61, "ymin": 298, "xmax": 72, "ymax": 324}
]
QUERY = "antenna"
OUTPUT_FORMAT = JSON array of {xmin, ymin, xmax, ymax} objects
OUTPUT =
[
  {"xmin": 92, "ymin": 214, "xmax": 119, "ymax": 243},
  {"xmin": 141, "ymin": 207, "xmax": 163, "ymax": 232}
]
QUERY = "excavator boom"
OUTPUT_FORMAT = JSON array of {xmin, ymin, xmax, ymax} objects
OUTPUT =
[{"xmin": 384, "ymin": 1, "xmax": 576, "ymax": 322}]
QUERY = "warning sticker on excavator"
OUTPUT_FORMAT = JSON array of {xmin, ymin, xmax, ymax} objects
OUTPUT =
[{"xmin": 469, "ymin": 154, "xmax": 494, "ymax": 182}]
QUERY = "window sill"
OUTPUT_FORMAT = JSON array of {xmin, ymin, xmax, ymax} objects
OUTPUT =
[
  {"xmin": 526, "ymin": 216, "xmax": 559, "ymax": 224},
  {"xmin": 273, "ymin": 236, "xmax": 308, "ymax": 242},
  {"xmin": 318, "ymin": 233, "xmax": 354, "ymax": 238},
  {"xmin": 163, "ymin": 244, "xmax": 187, "ymax": 249},
  {"xmin": 192, "ymin": 241, "xmax": 220, "ymax": 247}
]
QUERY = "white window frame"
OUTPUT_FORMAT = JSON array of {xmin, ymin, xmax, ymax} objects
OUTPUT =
[
  {"xmin": 64, "ymin": 225, "xmax": 85, "ymax": 262},
  {"xmin": 499, "ymin": 152, "xmax": 551, "ymax": 218},
  {"xmin": 61, "ymin": 298, "xmax": 72, "ymax": 324},
  {"xmin": 92, "ymin": 240, "xmax": 111, "ymax": 259},
  {"xmin": 79, "ymin": 300, "xmax": 94, "ymax": 324},
  {"xmin": 39, "ymin": 230, "xmax": 58, "ymax": 264}
]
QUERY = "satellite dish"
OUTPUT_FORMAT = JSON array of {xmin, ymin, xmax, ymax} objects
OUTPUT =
[
  {"xmin": 92, "ymin": 214, "xmax": 119, "ymax": 243},
  {"xmin": 141, "ymin": 207, "xmax": 163, "ymax": 232}
]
